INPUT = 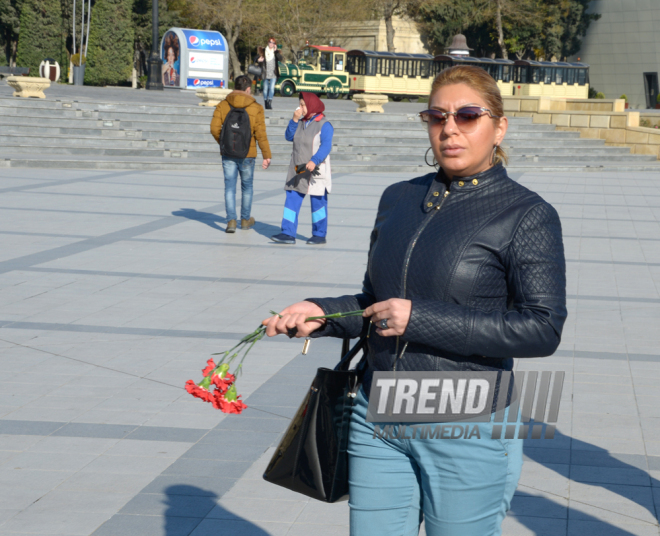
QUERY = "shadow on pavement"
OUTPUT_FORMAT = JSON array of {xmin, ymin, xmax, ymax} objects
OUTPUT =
[
  {"xmin": 164, "ymin": 485, "xmax": 269, "ymax": 536},
  {"xmin": 173, "ymin": 208, "xmax": 309, "ymax": 241},
  {"xmin": 173, "ymin": 208, "xmax": 226, "ymax": 231},
  {"xmin": 514, "ymin": 430, "xmax": 659, "ymax": 533}
]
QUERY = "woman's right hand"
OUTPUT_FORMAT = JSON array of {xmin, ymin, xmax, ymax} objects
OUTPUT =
[
  {"xmin": 262, "ymin": 301, "xmax": 326, "ymax": 338},
  {"xmin": 257, "ymin": 57, "xmax": 264, "ymax": 62},
  {"xmin": 293, "ymin": 107, "xmax": 303, "ymax": 122}
]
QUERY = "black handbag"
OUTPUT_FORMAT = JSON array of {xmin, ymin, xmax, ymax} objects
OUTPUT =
[
  {"xmin": 263, "ymin": 336, "xmax": 368, "ymax": 502},
  {"xmin": 247, "ymin": 64, "xmax": 262, "ymax": 77}
]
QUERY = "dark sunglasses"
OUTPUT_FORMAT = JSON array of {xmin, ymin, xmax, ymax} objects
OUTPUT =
[{"xmin": 419, "ymin": 106, "xmax": 501, "ymax": 133}]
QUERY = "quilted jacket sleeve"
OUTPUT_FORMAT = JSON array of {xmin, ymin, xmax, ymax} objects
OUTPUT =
[{"xmin": 402, "ymin": 202, "xmax": 567, "ymax": 358}]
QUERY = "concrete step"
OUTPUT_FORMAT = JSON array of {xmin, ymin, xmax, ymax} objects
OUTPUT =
[
  {"xmin": 2, "ymin": 154, "xmax": 659, "ymax": 173},
  {"xmin": 1, "ymin": 123, "xmax": 143, "ymax": 139},
  {"xmin": 0, "ymin": 133, "xmax": 160, "ymax": 148}
]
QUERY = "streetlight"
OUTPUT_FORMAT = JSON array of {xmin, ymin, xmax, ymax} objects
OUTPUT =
[{"xmin": 146, "ymin": 0, "xmax": 163, "ymax": 90}]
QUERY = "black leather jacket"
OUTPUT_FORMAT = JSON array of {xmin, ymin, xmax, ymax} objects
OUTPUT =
[{"xmin": 308, "ymin": 164, "xmax": 567, "ymax": 395}]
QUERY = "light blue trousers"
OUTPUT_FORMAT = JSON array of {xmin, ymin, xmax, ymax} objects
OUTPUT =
[{"xmin": 348, "ymin": 386, "xmax": 523, "ymax": 536}]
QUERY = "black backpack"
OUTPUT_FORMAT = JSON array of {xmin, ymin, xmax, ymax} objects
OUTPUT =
[{"xmin": 219, "ymin": 104, "xmax": 252, "ymax": 158}]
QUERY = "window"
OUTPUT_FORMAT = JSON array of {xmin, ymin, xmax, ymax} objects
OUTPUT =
[
  {"xmin": 543, "ymin": 67, "xmax": 553, "ymax": 84},
  {"xmin": 366, "ymin": 57, "xmax": 377, "ymax": 76},
  {"xmin": 334, "ymin": 54, "xmax": 344, "ymax": 71},
  {"xmin": 565, "ymin": 68, "xmax": 575, "ymax": 85},
  {"xmin": 577, "ymin": 69, "xmax": 587, "ymax": 85},
  {"xmin": 555, "ymin": 68, "xmax": 564, "ymax": 84},
  {"xmin": 320, "ymin": 52, "xmax": 332, "ymax": 71},
  {"xmin": 502, "ymin": 65, "xmax": 511, "ymax": 82},
  {"xmin": 530, "ymin": 67, "xmax": 540, "ymax": 83},
  {"xmin": 420, "ymin": 60, "xmax": 430, "ymax": 78},
  {"xmin": 395, "ymin": 60, "xmax": 405, "ymax": 77}
]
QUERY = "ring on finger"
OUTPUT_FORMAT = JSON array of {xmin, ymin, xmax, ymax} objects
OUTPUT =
[{"xmin": 378, "ymin": 318, "xmax": 389, "ymax": 330}]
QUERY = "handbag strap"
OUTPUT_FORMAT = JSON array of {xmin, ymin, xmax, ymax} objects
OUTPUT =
[{"xmin": 334, "ymin": 336, "xmax": 367, "ymax": 372}]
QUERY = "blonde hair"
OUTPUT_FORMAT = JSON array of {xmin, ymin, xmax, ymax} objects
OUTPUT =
[{"xmin": 429, "ymin": 65, "xmax": 508, "ymax": 166}]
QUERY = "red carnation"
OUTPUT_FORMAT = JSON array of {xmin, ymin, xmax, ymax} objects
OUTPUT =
[
  {"xmin": 212, "ymin": 372, "xmax": 235, "ymax": 392},
  {"xmin": 212, "ymin": 385, "xmax": 247, "ymax": 414},
  {"xmin": 185, "ymin": 380, "xmax": 214, "ymax": 403},
  {"xmin": 201, "ymin": 359, "xmax": 216, "ymax": 376}
]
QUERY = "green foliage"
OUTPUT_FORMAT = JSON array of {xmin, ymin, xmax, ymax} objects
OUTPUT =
[
  {"xmin": 15, "ymin": 0, "xmax": 65, "ymax": 75},
  {"xmin": 71, "ymin": 53, "xmax": 85, "ymax": 66},
  {"xmin": 595, "ymin": 91, "xmax": 605, "ymax": 99},
  {"xmin": 620, "ymin": 94, "xmax": 627, "ymax": 101},
  {"xmin": 640, "ymin": 118, "xmax": 651, "ymax": 128},
  {"xmin": 657, "ymin": 92, "xmax": 660, "ymax": 103},
  {"xmin": 85, "ymin": 0, "xmax": 134, "ymax": 85},
  {"xmin": 0, "ymin": 0, "xmax": 23, "ymax": 65},
  {"xmin": 410, "ymin": 0, "xmax": 599, "ymax": 60}
]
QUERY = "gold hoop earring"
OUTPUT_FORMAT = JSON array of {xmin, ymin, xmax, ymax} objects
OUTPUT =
[
  {"xmin": 490, "ymin": 145, "xmax": 498, "ymax": 166},
  {"xmin": 425, "ymin": 147, "xmax": 438, "ymax": 169}
]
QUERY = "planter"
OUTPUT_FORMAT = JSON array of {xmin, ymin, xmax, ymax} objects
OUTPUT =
[
  {"xmin": 625, "ymin": 103, "xmax": 629, "ymax": 109},
  {"xmin": 6, "ymin": 76, "xmax": 51, "ymax": 98},
  {"xmin": 196, "ymin": 88, "xmax": 232, "ymax": 107},
  {"xmin": 73, "ymin": 64, "xmax": 85, "ymax": 86}
]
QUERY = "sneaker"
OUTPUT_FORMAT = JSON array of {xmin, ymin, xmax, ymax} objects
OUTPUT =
[
  {"xmin": 270, "ymin": 233, "xmax": 295, "ymax": 244},
  {"xmin": 225, "ymin": 220, "xmax": 237, "ymax": 233},
  {"xmin": 241, "ymin": 217, "xmax": 255, "ymax": 230},
  {"xmin": 306, "ymin": 236, "xmax": 326, "ymax": 245}
]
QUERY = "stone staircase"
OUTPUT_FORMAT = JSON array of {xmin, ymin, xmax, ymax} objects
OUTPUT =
[{"xmin": 1, "ymin": 96, "xmax": 658, "ymax": 172}]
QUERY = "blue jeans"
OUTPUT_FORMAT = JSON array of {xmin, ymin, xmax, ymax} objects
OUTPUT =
[
  {"xmin": 222, "ymin": 157, "xmax": 255, "ymax": 221},
  {"xmin": 262, "ymin": 78, "xmax": 276, "ymax": 100},
  {"xmin": 281, "ymin": 190, "xmax": 328, "ymax": 237},
  {"xmin": 348, "ymin": 386, "xmax": 523, "ymax": 536}
]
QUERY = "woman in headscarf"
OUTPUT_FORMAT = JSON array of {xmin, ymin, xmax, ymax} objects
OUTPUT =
[{"xmin": 271, "ymin": 92, "xmax": 334, "ymax": 245}]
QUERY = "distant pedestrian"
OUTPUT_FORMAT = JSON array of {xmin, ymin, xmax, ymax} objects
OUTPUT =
[
  {"xmin": 210, "ymin": 75, "xmax": 272, "ymax": 233},
  {"xmin": 271, "ymin": 92, "xmax": 333, "ymax": 245},
  {"xmin": 256, "ymin": 38, "xmax": 284, "ymax": 110}
]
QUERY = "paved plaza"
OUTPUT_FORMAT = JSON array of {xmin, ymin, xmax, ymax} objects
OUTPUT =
[{"xmin": 0, "ymin": 164, "xmax": 659, "ymax": 536}]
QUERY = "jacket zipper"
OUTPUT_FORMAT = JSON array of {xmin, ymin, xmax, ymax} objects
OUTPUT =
[{"xmin": 393, "ymin": 189, "xmax": 450, "ymax": 370}]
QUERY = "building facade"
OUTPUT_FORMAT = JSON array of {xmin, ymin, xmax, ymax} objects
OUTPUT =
[
  {"xmin": 331, "ymin": 17, "xmax": 429, "ymax": 55},
  {"xmin": 572, "ymin": 0, "xmax": 660, "ymax": 109}
]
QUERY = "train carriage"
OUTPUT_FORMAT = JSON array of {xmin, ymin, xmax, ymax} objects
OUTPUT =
[
  {"xmin": 513, "ymin": 60, "xmax": 590, "ymax": 98},
  {"xmin": 275, "ymin": 45, "xmax": 349, "ymax": 98},
  {"xmin": 346, "ymin": 50, "xmax": 435, "ymax": 101},
  {"xmin": 432, "ymin": 56, "xmax": 515, "ymax": 96}
]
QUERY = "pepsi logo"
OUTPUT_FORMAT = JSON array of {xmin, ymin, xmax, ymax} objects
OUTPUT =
[
  {"xmin": 193, "ymin": 79, "xmax": 200, "ymax": 86},
  {"xmin": 189, "ymin": 36, "xmax": 200, "ymax": 47},
  {"xmin": 190, "ymin": 56, "xmax": 196, "ymax": 63}
]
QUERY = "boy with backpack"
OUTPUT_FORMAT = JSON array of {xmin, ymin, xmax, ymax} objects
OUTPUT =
[{"xmin": 211, "ymin": 75, "xmax": 272, "ymax": 233}]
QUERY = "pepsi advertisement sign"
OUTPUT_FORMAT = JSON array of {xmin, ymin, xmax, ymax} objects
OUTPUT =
[
  {"xmin": 187, "ymin": 78, "xmax": 224, "ymax": 89},
  {"xmin": 182, "ymin": 30, "xmax": 226, "ymax": 52}
]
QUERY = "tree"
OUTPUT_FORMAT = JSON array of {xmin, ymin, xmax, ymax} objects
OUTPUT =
[
  {"xmin": 0, "ymin": 0, "xmax": 22, "ymax": 66},
  {"xmin": 85, "ymin": 0, "xmax": 133, "ymax": 85},
  {"xmin": 16, "ymin": 0, "xmax": 66, "ymax": 74},
  {"xmin": 180, "ymin": 0, "xmax": 245, "ymax": 78},
  {"xmin": 132, "ymin": 0, "xmax": 181, "ymax": 77},
  {"xmin": 264, "ymin": 0, "xmax": 370, "ymax": 58}
]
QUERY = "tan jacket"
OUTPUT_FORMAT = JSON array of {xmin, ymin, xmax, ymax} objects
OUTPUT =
[{"xmin": 210, "ymin": 92, "xmax": 271, "ymax": 159}]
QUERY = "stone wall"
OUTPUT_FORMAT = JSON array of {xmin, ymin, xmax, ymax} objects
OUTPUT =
[
  {"xmin": 503, "ymin": 96, "xmax": 660, "ymax": 160},
  {"xmin": 331, "ymin": 17, "xmax": 429, "ymax": 54}
]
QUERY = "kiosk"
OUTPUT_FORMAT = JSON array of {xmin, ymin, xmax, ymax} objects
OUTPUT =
[{"xmin": 160, "ymin": 28, "xmax": 229, "ymax": 90}]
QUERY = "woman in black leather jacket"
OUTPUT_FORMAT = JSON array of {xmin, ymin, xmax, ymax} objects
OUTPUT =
[{"xmin": 264, "ymin": 66, "xmax": 566, "ymax": 536}]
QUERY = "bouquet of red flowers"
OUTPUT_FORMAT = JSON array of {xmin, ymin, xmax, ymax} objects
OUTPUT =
[{"xmin": 185, "ymin": 309, "xmax": 365, "ymax": 414}]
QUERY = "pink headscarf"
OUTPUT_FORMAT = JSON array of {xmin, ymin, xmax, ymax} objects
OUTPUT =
[{"xmin": 300, "ymin": 92, "xmax": 325, "ymax": 121}]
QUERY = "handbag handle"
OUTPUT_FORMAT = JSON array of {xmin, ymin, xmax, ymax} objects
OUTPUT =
[{"xmin": 334, "ymin": 336, "xmax": 367, "ymax": 372}]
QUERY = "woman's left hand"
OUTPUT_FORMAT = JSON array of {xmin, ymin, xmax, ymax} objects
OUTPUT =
[
  {"xmin": 363, "ymin": 298, "xmax": 412, "ymax": 337},
  {"xmin": 306, "ymin": 160, "xmax": 316, "ymax": 172}
]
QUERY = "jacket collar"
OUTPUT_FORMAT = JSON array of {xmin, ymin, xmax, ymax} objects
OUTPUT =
[{"xmin": 422, "ymin": 164, "xmax": 507, "ymax": 212}]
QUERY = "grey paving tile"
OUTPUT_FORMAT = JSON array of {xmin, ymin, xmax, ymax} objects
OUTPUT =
[
  {"xmin": 1, "ymin": 508, "xmax": 112, "ymax": 535},
  {"xmin": 163, "ymin": 458, "xmax": 252, "ymax": 478},
  {"xmin": 188, "ymin": 518, "xmax": 290, "ymax": 536},
  {"xmin": 118, "ymin": 492, "xmax": 217, "ymax": 518},
  {"xmin": 27, "ymin": 490, "xmax": 134, "ymax": 514},
  {"xmin": 1, "ymin": 451, "xmax": 97, "ymax": 472},
  {"xmin": 27, "ymin": 436, "xmax": 120, "ymax": 455},
  {"xmin": 140, "ymin": 475, "xmax": 236, "ymax": 497},
  {"xmin": 92, "ymin": 513, "xmax": 202, "ymax": 536},
  {"xmin": 567, "ymin": 519, "xmax": 659, "ymax": 536},
  {"xmin": 57, "ymin": 471, "xmax": 161, "ymax": 495},
  {"xmin": 51, "ymin": 422, "xmax": 137, "ymax": 439},
  {"xmin": 78, "ymin": 454, "xmax": 176, "ymax": 475},
  {"xmin": 0, "ymin": 420, "xmax": 64, "ymax": 436},
  {"xmin": 124, "ymin": 426, "xmax": 207, "ymax": 443},
  {"xmin": 501, "ymin": 515, "xmax": 567, "ymax": 536}
]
